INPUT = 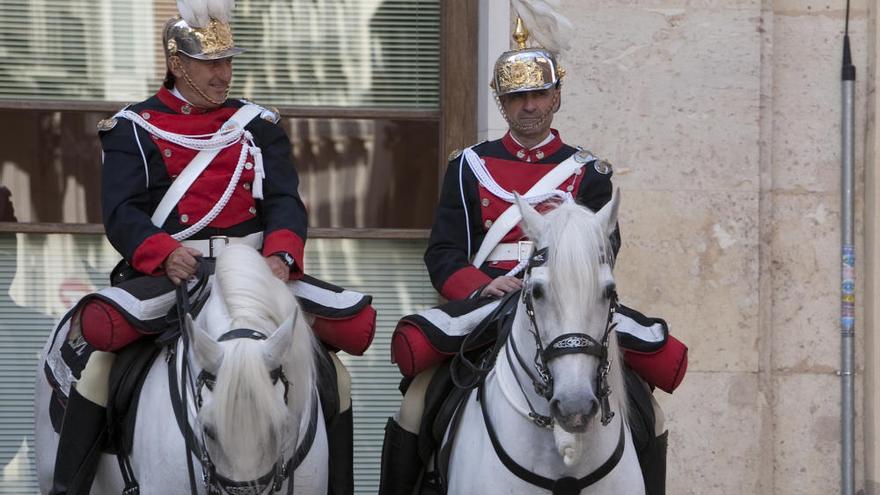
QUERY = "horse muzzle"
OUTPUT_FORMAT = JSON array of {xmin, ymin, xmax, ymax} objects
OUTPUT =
[{"xmin": 550, "ymin": 395, "xmax": 599, "ymax": 433}]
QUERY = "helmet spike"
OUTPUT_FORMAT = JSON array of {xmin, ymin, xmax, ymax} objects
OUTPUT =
[{"xmin": 513, "ymin": 17, "xmax": 529, "ymax": 49}]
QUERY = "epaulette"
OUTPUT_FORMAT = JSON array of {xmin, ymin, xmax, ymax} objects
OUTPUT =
[
  {"xmin": 239, "ymin": 98, "xmax": 281, "ymax": 124},
  {"xmin": 448, "ymin": 140, "xmax": 488, "ymax": 162},
  {"xmin": 97, "ymin": 118, "xmax": 118, "ymax": 133},
  {"xmin": 575, "ymin": 147, "xmax": 612, "ymax": 175}
]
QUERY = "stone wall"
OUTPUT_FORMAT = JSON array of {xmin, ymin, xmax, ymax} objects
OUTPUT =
[{"xmin": 537, "ymin": 1, "xmax": 871, "ymax": 493}]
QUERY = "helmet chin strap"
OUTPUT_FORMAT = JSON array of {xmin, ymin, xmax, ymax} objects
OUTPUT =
[
  {"xmin": 495, "ymin": 90, "xmax": 560, "ymax": 134},
  {"xmin": 174, "ymin": 57, "xmax": 229, "ymax": 107}
]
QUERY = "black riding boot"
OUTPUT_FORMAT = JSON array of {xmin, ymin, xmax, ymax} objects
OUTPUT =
[
  {"xmin": 378, "ymin": 418, "xmax": 422, "ymax": 495},
  {"xmin": 639, "ymin": 430, "xmax": 668, "ymax": 495},
  {"xmin": 623, "ymin": 367, "xmax": 667, "ymax": 495},
  {"xmin": 327, "ymin": 406, "xmax": 354, "ymax": 495},
  {"xmin": 50, "ymin": 388, "xmax": 107, "ymax": 495}
]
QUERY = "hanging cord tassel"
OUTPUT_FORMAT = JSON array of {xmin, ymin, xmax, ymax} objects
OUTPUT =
[{"xmin": 245, "ymin": 131, "xmax": 266, "ymax": 199}]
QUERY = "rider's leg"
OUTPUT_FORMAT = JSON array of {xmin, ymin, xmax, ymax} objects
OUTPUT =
[
  {"xmin": 379, "ymin": 365, "xmax": 439, "ymax": 495},
  {"xmin": 51, "ymin": 350, "xmax": 115, "ymax": 495},
  {"xmin": 624, "ymin": 367, "xmax": 667, "ymax": 495},
  {"xmin": 326, "ymin": 352, "xmax": 353, "ymax": 495}
]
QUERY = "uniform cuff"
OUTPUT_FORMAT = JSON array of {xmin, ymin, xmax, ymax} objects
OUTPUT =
[
  {"xmin": 131, "ymin": 233, "xmax": 181, "ymax": 276},
  {"xmin": 262, "ymin": 229, "xmax": 305, "ymax": 280},
  {"xmin": 440, "ymin": 266, "xmax": 493, "ymax": 301}
]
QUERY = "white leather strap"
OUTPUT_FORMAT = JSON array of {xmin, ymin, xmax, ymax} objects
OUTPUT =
[
  {"xmin": 180, "ymin": 232, "xmax": 264, "ymax": 257},
  {"xmin": 485, "ymin": 241, "xmax": 536, "ymax": 262},
  {"xmin": 471, "ymin": 153, "xmax": 586, "ymax": 267},
  {"xmin": 150, "ymin": 104, "xmax": 264, "ymax": 228}
]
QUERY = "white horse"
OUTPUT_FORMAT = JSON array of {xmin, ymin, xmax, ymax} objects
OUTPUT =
[
  {"xmin": 34, "ymin": 244, "xmax": 328, "ymax": 494},
  {"xmin": 445, "ymin": 191, "xmax": 644, "ymax": 494}
]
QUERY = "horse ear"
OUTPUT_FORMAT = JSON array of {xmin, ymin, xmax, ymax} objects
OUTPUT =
[
  {"xmin": 264, "ymin": 308, "xmax": 297, "ymax": 371},
  {"xmin": 187, "ymin": 315, "xmax": 223, "ymax": 374},
  {"xmin": 516, "ymin": 193, "xmax": 546, "ymax": 241},
  {"xmin": 595, "ymin": 188, "xmax": 620, "ymax": 236}
]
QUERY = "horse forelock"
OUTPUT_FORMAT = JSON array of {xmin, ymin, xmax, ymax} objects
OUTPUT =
[{"xmin": 540, "ymin": 202, "xmax": 610, "ymax": 314}]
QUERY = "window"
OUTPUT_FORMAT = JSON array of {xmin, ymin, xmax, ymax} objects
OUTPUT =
[{"xmin": 0, "ymin": 0, "xmax": 476, "ymax": 229}]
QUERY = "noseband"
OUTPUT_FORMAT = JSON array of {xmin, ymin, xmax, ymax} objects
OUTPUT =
[{"xmin": 512, "ymin": 246, "xmax": 618, "ymax": 427}]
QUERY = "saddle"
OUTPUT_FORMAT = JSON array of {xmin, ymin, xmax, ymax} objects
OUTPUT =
[{"xmin": 44, "ymin": 270, "xmax": 343, "ymax": 459}]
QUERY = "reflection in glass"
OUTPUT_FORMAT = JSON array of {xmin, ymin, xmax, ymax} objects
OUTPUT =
[{"xmin": 0, "ymin": 0, "xmax": 440, "ymax": 108}]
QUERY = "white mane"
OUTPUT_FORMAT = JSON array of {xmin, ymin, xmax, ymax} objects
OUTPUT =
[{"xmin": 201, "ymin": 245, "xmax": 319, "ymax": 479}]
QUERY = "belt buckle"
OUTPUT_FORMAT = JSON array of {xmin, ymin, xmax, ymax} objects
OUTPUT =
[
  {"xmin": 209, "ymin": 236, "xmax": 229, "ymax": 258},
  {"xmin": 518, "ymin": 241, "xmax": 534, "ymax": 262}
]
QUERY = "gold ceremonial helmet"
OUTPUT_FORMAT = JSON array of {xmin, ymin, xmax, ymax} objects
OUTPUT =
[
  {"xmin": 491, "ymin": 17, "xmax": 566, "ymax": 97},
  {"xmin": 163, "ymin": 16, "xmax": 245, "ymax": 60}
]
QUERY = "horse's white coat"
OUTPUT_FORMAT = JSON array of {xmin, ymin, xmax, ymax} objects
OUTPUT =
[
  {"xmin": 35, "ymin": 245, "xmax": 328, "ymax": 494},
  {"xmin": 446, "ymin": 191, "xmax": 645, "ymax": 494}
]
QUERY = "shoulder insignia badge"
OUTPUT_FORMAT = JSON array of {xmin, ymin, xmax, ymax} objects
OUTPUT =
[
  {"xmin": 448, "ymin": 148, "xmax": 463, "ymax": 161},
  {"xmin": 574, "ymin": 149, "xmax": 593, "ymax": 164},
  {"xmin": 594, "ymin": 159, "xmax": 613, "ymax": 175},
  {"xmin": 97, "ymin": 118, "xmax": 117, "ymax": 132},
  {"xmin": 261, "ymin": 106, "xmax": 281, "ymax": 124}
]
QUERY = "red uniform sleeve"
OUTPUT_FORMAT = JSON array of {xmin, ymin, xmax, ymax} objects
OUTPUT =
[
  {"xmin": 439, "ymin": 266, "xmax": 493, "ymax": 301},
  {"xmin": 263, "ymin": 229, "xmax": 305, "ymax": 280},
  {"xmin": 130, "ymin": 232, "xmax": 181, "ymax": 276}
]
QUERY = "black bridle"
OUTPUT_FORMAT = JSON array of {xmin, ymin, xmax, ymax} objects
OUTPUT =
[
  {"xmin": 512, "ymin": 246, "xmax": 619, "ymax": 427},
  {"xmin": 472, "ymin": 246, "xmax": 625, "ymax": 495}
]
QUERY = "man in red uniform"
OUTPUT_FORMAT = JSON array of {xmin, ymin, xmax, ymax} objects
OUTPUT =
[
  {"xmin": 379, "ymin": 19, "xmax": 668, "ymax": 495},
  {"xmin": 50, "ymin": 10, "xmax": 354, "ymax": 495}
]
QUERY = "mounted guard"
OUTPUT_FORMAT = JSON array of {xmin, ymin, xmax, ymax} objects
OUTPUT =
[
  {"xmin": 35, "ymin": 1, "xmax": 373, "ymax": 493},
  {"xmin": 379, "ymin": 2, "xmax": 687, "ymax": 494}
]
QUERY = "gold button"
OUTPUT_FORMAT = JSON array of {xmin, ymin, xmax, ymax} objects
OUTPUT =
[
  {"xmin": 566, "ymin": 185, "xmax": 574, "ymax": 192},
  {"xmin": 481, "ymin": 198, "xmax": 490, "ymax": 207},
  {"xmin": 516, "ymin": 150, "xmax": 526, "ymax": 159},
  {"xmin": 164, "ymin": 149, "xmax": 172, "ymax": 158},
  {"xmin": 141, "ymin": 112, "xmax": 151, "ymax": 120},
  {"xmin": 484, "ymin": 219, "xmax": 493, "ymax": 229},
  {"xmin": 180, "ymin": 214, "xmax": 189, "ymax": 223},
  {"xmin": 243, "ymin": 183, "xmax": 251, "ymax": 190},
  {"xmin": 244, "ymin": 162, "xmax": 254, "ymax": 170},
  {"xmin": 248, "ymin": 206, "xmax": 257, "ymax": 215},
  {"xmin": 181, "ymin": 104, "xmax": 192, "ymax": 115},
  {"xmin": 535, "ymin": 150, "xmax": 545, "ymax": 160},
  {"xmin": 171, "ymin": 174, "xmax": 178, "ymax": 180}
]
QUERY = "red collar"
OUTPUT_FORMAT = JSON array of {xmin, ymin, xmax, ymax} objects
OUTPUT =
[
  {"xmin": 156, "ymin": 87, "xmax": 222, "ymax": 115},
  {"xmin": 501, "ymin": 130, "xmax": 563, "ymax": 162}
]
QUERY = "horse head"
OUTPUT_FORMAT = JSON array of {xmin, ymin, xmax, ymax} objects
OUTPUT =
[
  {"xmin": 515, "ymin": 190, "xmax": 623, "ymax": 439},
  {"xmin": 185, "ymin": 245, "xmax": 317, "ymax": 490}
]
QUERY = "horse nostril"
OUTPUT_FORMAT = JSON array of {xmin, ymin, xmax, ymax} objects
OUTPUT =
[
  {"xmin": 549, "ymin": 398, "xmax": 562, "ymax": 418},
  {"xmin": 586, "ymin": 399, "xmax": 599, "ymax": 418}
]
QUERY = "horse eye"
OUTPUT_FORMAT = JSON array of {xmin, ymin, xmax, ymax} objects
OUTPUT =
[
  {"xmin": 532, "ymin": 284, "xmax": 545, "ymax": 300},
  {"xmin": 204, "ymin": 426, "xmax": 217, "ymax": 441},
  {"xmin": 603, "ymin": 283, "xmax": 616, "ymax": 300}
]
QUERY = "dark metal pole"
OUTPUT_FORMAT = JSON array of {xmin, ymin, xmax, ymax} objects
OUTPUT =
[{"xmin": 840, "ymin": 1, "xmax": 856, "ymax": 493}]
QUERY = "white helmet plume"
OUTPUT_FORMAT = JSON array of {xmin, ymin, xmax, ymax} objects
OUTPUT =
[
  {"xmin": 177, "ymin": 0, "xmax": 236, "ymax": 28},
  {"xmin": 510, "ymin": 0, "xmax": 573, "ymax": 54}
]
